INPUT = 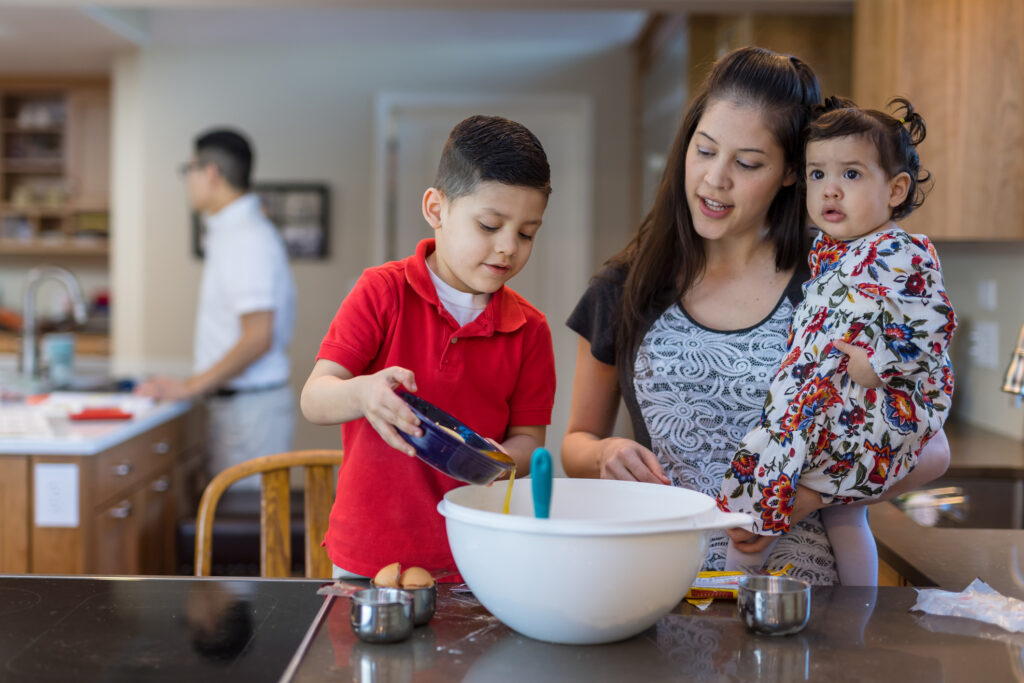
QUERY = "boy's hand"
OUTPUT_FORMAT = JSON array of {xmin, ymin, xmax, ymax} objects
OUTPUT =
[
  {"xmin": 833, "ymin": 340, "xmax": 883, "ymax": 388},
  {"xmin": 358, "ymin": 367, "xmax": 421, "ymax": 457}
]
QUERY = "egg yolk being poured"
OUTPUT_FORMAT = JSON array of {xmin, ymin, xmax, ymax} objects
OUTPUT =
[
  {"xmin": 485, "ymin": 450, "xmax": 516, "ymax": 515},
  {"xmin": 437, "ymin": 423, "xmax": 515, "ymax": 514}
]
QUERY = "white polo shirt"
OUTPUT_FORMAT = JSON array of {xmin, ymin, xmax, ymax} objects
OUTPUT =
[{"xmin": 194, "ymin": 193, "xmax": 296, "ymax": 390}]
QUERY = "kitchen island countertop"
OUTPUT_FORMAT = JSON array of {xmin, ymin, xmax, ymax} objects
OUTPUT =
[
  {"xmin": 0, "ymin": 397, "xmax": 192, "ymax": 456},
  {"xmin": 1, "ymin": 575, "xmax": 1020, "ymax": 682},
  {"xmin": 290, "ymin": 582, "xmax": 1023, "ymax": 681}
]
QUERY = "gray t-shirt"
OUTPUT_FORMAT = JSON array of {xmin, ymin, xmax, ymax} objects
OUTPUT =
[{"xmin": 567, "ymin": 267, "xmax": 838, "ymax": 584}]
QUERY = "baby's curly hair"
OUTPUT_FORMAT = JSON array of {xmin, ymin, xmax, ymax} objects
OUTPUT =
[{"xmin": 806, "ymin": 96, "xmax": 930, "ymax": 220}]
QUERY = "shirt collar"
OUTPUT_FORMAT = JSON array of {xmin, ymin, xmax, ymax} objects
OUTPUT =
[
  {"xmin": 204, "ymin": 193, "xmax": 260, "ymax": 233},
  {"xmin": 407, "ymin": 238, "xmax": 527, "ymax": 334}
]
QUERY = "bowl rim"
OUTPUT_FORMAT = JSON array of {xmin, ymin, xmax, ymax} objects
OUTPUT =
[
  {"xmin": 737, "ymin": 575, "xmax": 811, "ymax": 594},
  {"xmin": 350, "ymin": 587, "xmax": 415, "ymax": 606},
  {"xmin": 439, "ymin": 479, "xmax": 753, "ymax": 536}
]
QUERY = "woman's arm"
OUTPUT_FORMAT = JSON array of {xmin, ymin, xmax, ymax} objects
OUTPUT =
[
  {"xmin": 868, "ymin": 428, "xmax": 950, "ymax": 502},
  {"xmin": 561, "ymin": 337, "xmax": 670, "ymax": 483}
]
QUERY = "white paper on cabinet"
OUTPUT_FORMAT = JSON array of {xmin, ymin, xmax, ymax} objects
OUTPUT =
[{"xmin": 34, "ymin": 463, "xmax": 79, "ymax": 527}]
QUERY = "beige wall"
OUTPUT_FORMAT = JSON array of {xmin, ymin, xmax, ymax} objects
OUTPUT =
[
  {"xmin": 938, "ymin": 243, "xmax": 1024, "ymax": 440},
  {"xmin": 110, "ymin": 41, "xmax": 635, "ymax": 451}
]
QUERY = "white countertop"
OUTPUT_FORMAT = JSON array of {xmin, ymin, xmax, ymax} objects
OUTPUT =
[{"xmin": 0, "ymin": 397, "xmax": 192, "ymax": 456}]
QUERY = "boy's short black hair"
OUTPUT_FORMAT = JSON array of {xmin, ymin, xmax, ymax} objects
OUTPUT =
[
  {"xmin": 194, "ymin": 128, "xmax": 253, "ymax": 192},
  {"xmin": 434, "ymin": 115, "xmax": 551, "ymax": 201}
]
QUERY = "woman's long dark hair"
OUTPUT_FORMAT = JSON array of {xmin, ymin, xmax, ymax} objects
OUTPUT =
[{"xmin": 608, "ymin": 46, "xmax": 821, "ymax": 366}]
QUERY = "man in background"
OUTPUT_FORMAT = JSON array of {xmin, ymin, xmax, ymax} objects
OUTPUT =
[{"xmin": 137, "ymin": 128, "xmax": 297, "ymax": 486}]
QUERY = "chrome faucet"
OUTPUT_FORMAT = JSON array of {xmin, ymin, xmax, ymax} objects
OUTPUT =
[
  {"xmin": 21, "ymin": 265, "xmax": 89, "ymax": 378},
  {"xmin": 1004, "ymin": 322, "xmax": 1024, "ymax": 408}
]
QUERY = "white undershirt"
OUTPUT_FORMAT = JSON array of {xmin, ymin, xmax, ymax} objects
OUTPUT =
[{"xmin": 426, "ymin": 264, "xmax": 489, "ymax": 327}]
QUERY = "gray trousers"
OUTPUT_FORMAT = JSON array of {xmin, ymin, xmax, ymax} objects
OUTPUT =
[{"xmin": 206, "ymin": 384, "xmax": 296, "ymax": 490}]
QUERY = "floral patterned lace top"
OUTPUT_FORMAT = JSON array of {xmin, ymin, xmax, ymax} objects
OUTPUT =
[{"xmin": 718, "ymin": 228, "xmax": 957, "ymax": 536}]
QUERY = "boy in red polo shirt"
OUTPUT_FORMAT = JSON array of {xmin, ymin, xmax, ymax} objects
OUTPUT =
[{"xmin": 301, "ymin": 115, "xmax": 556, "ymax": 580}]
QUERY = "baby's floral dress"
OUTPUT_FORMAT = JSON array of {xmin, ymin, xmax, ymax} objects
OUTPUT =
[{"xmin": 717, "ymin": 227, "xmax": 958, "ymax": 535}]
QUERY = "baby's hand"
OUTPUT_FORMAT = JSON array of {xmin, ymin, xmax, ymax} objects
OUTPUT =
[
  {"xmin": 358, "ymin": 367, "xmax": 421, "ymax": 456},
  {"xmin": 727, "ymin": 527, "xmax": 757, "ymax": 544},
  {"xmin": 727, "ymin": 485, "xmax": 827, "ymax": 554},
  {"xmin": 729, "ymin": 532, "xmax": 775, "ymax": 554},
  {"xmin": 833, "ymin": 340, "xmax": 883, "ymax": 388}
]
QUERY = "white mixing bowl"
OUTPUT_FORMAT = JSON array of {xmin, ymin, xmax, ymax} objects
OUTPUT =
[{"xmin": 437, "ymin": 478, "xmax": 752, "ymax": 645}]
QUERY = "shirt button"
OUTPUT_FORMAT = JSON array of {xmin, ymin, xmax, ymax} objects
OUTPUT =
[{"xmin": 451, "ymin": 338, "xmax": 458, "ymax": 344}]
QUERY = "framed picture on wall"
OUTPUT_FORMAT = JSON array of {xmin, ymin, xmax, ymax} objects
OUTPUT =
[{"xmin": 192, "ymin": 182, "xmax": 330, "ymax": 259}]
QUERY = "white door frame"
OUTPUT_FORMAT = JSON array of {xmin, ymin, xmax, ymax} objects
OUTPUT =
[{"xmin": 372, "ymin": 91, "xmax": 594, "ymax": 268}]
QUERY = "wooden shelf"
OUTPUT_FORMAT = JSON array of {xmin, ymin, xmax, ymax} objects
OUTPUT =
[
  {"xmin": 0, "ymin": 85, "xmax": 110, "ymax": 259},
  {"xmin": 2, "ymin": 159, "xmax": 63, "ymax": 173},
  {"xmin": 1, "ymin": 205, "xmax": 69, "ymax": 217},
  {"xmin": 1, "ymin": 120, "xmax": 63, "ymax": 133},
  {"xmin": 0, "ymin": 330, "xmax": 109, "ymax": 356},
  {"xmin": 0, "ymin": 238, "xmax": 107, "ymax": 256}
]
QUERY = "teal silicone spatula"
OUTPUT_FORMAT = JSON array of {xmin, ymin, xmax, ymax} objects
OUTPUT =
[{"xmin": 531, "ymin": 447, "xmax": 553, "ymax": 519}]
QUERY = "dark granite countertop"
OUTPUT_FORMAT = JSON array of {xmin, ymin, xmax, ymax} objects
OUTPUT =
[
  {"xmin": 0, "ymin": 574, "xmax": 325, "ymax": 682},
  {"xmin": 870, "ymin": 501, "xmax": 1024, "ymax": 595},
  {"xmin": 3, "ymin": 575, "xmax": 1024, "ymax": 681},
  {"xmin": 289, "ymin": 584, "xmax": 1024, "ymax": 682},
  {"xmin": 870, "ymin": 419, "xmax": 1024, "ymax": 594},
  {"xmin": 945, "ymin": 419, "xmax": 1024, "ymax": 479}
]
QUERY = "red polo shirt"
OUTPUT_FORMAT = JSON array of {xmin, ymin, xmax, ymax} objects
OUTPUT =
[{"xmin": 317, "ymin": 238, "xmax": 556, "ymax": 580}]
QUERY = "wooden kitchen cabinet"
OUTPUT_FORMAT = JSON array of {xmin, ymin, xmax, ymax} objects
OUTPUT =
[
  {"xmin": 0, "ymin": 408, "xmax": 202, "ymax": 576},
  {"xmin": 0, "ymin": 78, "xmax": 110, "ymax": 256},
  {"xmin": 92, "ymin": 466, "xmax": 177, "ymax": 576},
  {"xmin": 853, "ymin": 0, "xmax": 1024, "ymax": 240}
]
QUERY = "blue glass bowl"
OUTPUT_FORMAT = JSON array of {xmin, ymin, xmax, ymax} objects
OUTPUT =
[{"xmin": 396, "ymin": 389, "xmax": 513, "ymax": 485}]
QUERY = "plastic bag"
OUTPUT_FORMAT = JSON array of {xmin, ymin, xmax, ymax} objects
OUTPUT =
[{"xmin": 911, "ymin": 578, "xmax": 1024, "ymax": 633}]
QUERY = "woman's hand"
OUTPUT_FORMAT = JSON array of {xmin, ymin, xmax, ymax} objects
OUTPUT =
[
  {"xmin": 727, "ymin": 484, "xmax": 827, "ymax": 553},
  {"xmin": 598, "ymin": 438, "xmax": 671, "ymax": 485},
  {"xmin": 833, "ymin": 340, "xmax": 883, "ymax": 388}
]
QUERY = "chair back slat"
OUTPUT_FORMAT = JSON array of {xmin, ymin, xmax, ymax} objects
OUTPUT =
[
  {"xmin": 261, "ymin": 469, "xmax": 292, "ymax": 577},
  {"xmin": 194, "ymin": 449, "xmax": 343, "ymax": 578},
  {"xmin": 304, "ymin": 465, "xmax": 335, "ymax": 579}
]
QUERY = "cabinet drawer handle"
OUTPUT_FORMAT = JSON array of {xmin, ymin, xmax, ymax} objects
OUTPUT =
[
  {"xmin": 151, "ymin": 476, "xmax": 171, "ymax": 493},
  {"xmin": 113, "ymin": 463, "xmax": 133, "ymax": 477},
  {"xmin": 109, "ymin": 501, "xmax": 133, "ymax": 519},
  {"xmin": 152, "ymin": 441, "xmax": 170, "ymax": 455}
]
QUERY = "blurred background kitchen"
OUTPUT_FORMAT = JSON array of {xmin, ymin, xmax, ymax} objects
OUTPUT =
[{"xmin": 0, "ymin": 0, "xmax": 1022, "ymax": 580}]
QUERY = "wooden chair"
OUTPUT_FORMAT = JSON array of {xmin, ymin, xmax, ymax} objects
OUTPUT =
[{"xmin": 194, "ymin": 449, "xmax": 343, "ymax": 578}]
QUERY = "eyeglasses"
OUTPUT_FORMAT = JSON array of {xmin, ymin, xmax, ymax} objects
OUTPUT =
[{"xmin": 177, "ymin": 160, "xmax": 203, "ymax": 177}]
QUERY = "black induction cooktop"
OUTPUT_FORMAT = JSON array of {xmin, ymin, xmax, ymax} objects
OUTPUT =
[{"xmin": 0, "ymin": 575, "xmax": 326, "ymax": 682}]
